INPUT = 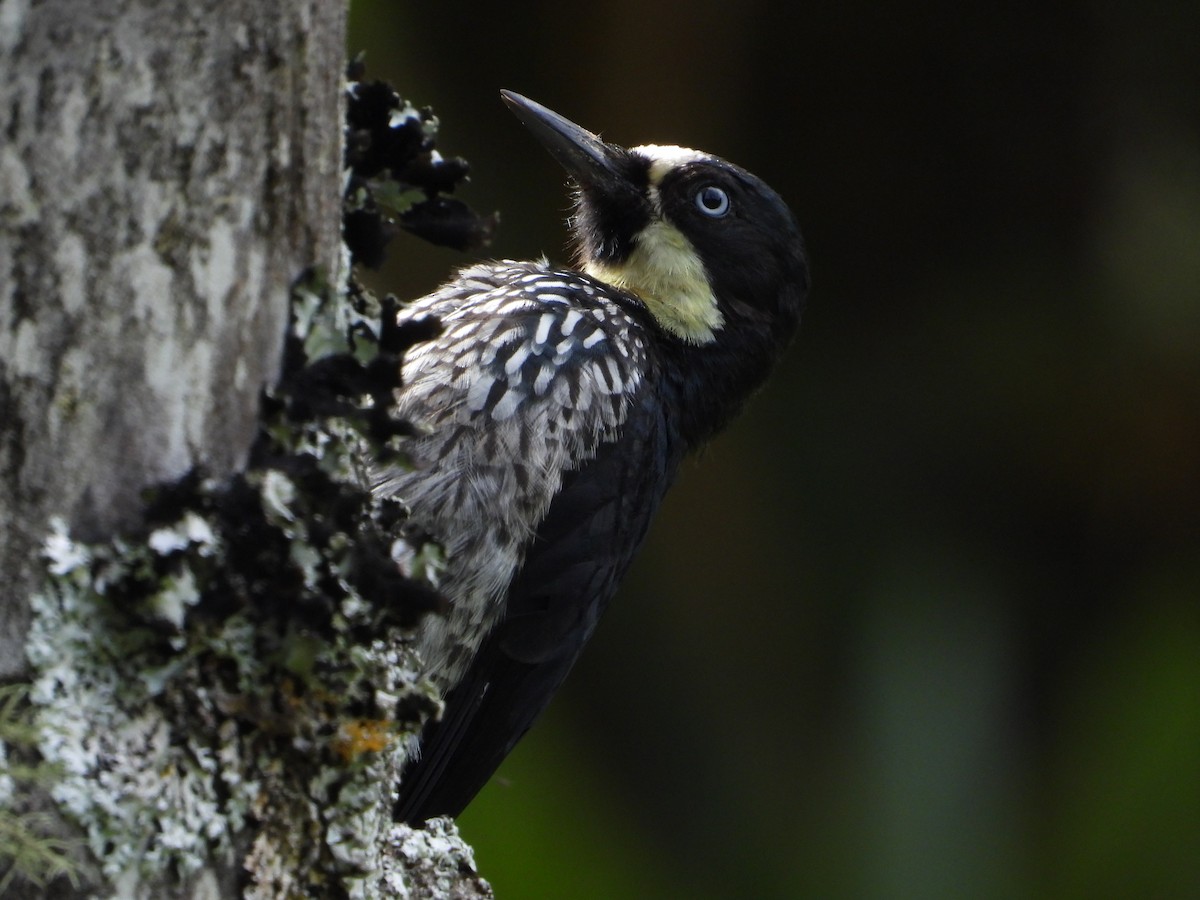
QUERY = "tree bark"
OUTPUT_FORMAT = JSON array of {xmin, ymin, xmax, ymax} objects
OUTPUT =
[
  {"xmin": 1, "ymin": 2, "xmax": 461, "ymax": 897},
  {"xmin": 0, "ymin": 0, "xmax": 344, "ymax": 676},
  {"xmin": 2, "ymin": 6, "xmax": 494, "ymax": 896}
]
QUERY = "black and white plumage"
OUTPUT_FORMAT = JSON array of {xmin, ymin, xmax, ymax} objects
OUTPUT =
[{"xmin": 383, "ymin": 92, "xmax": 808, "ymax": 823}]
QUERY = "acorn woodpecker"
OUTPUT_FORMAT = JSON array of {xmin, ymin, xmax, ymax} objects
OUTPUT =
[{"xmin": 384, "ymin": 91, "xmax": 808, "ymax": 823}]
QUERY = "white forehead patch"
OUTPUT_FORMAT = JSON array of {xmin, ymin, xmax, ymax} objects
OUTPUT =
[{"xmin": 632, "ymin": 144, "xmax": 712, "ymax": 186}]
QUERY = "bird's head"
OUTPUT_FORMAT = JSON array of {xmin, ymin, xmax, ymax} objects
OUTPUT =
[{"xmin": 501, "ymin": 90, "xmax": 808, "ymax": 375}]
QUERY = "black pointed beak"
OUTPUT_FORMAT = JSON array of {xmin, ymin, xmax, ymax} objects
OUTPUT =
[{"xmin": 500, "ymin": 90, "xmax": 631, "ymax": 191}]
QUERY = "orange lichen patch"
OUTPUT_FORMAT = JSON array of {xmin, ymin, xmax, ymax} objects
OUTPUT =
[{"xmin": 332, "ymin": 718, "xmax": 395, "ymax": 762}]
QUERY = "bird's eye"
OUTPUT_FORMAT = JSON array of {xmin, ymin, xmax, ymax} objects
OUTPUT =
[{"xmin": 694, "ymin": 185, "xmax": 730, "ymax": 218}]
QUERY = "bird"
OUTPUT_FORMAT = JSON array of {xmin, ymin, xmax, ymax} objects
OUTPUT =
[{"xmin": 381, "ymin": 90, "xmax": 808, "ymax": 824}]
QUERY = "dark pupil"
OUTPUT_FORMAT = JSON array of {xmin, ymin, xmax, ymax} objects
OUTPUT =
[{"xmin": 701, "ymin": 188, "xmax": 722, "ymax": 209}]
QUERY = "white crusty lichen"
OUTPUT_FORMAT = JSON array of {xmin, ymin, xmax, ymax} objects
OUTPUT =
[
  {"xmin": 27, "ymin": 519, "xmax": 261, "ymax": 885},
  {"xmin": 27, "ymin": 498, "xmax": 447, "ymax": 897},
  {"xmin": 17, "ymin": 261, "xmax": 463, "ymax": 896},
  {"xmin": 377, "ymin": 819, "xmax": 493, "ymax": 900}
]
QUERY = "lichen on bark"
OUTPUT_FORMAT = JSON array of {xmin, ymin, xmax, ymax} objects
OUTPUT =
[
  {"xmin": 5, "ymin": 56, "xmax": 499, "ymax": 897},
  {"xmin": 22, "ymin": 263, "xmax": 452, "ymax": 895}
]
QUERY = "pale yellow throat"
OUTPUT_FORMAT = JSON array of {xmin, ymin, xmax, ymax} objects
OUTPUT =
[{"xmin": 583, "ymin": 219, "xmax": 723, "ymax": 345}]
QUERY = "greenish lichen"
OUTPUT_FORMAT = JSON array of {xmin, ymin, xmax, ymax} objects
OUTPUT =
[{"xmin": 0, "ymin": 684, "xmax": 82, "ymax": 894}]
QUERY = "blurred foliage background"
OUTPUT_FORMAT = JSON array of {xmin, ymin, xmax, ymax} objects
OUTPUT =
[{"xmin": 348, "ymin": 2, "xmax": 1198, "ymax": 897}]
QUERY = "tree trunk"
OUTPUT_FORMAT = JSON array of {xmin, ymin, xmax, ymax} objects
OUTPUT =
[
  {"xmin": 0, "ymin": 3, "xmax": 489, "ymax": 897},
  {"xmin": 0, "ymin": 0, "xmax": 344, "ymax": 672}
]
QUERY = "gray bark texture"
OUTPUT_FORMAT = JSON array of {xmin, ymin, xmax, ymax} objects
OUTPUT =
[
  {"xmin": 0, "ymin": 5, "xmax": 495, "ymax": 896},
  {"xmin": 0, "ymin": 0, "xmax": 345, "ymax": 675}
]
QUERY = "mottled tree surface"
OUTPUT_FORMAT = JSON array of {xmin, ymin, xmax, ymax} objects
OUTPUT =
[
  {"xmin": 0, "ymin": 6, "xmax": 491, "ymax": 899},
  {"xmin": 0, "ymin": 0, "xmax": 344, "ymax": 673}
]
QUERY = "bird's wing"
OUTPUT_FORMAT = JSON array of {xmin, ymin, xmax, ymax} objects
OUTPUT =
[{"xmin": 394, "ymin": 388, "xmax": 679, "ymax": 823}]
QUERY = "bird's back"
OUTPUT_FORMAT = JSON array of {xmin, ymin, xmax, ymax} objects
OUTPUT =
[{"xmin": 376, "ymin": 259, "xmax": 669, "ymax": 696}]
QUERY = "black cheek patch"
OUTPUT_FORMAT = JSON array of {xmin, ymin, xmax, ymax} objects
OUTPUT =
[{"xmin": 570, "ymin": 154, "xmax": 653, "ymax": 264}]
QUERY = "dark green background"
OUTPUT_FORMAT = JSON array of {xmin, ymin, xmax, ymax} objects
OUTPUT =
[{"xmin": 349, "ymin": 3, "xmax": 1199, "ymax": 897}]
